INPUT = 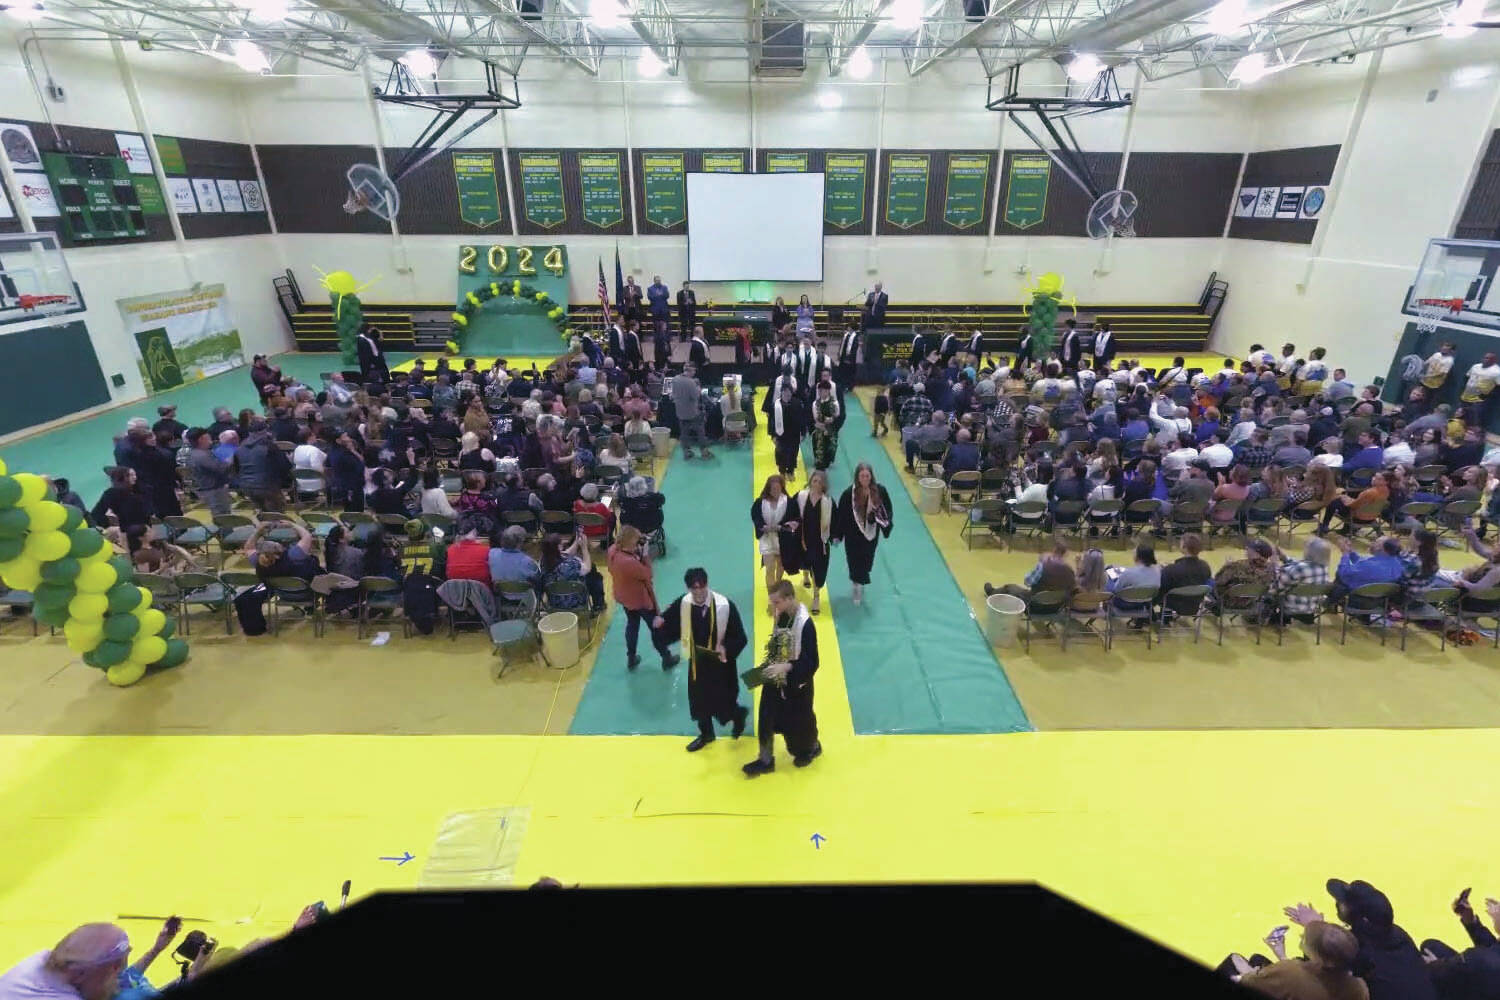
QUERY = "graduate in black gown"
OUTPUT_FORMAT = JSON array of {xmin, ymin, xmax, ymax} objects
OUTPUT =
[
  {"xmin": 654, "ymin": 568, "xmax": 749, "ymax": 752},
  {"xmin": 767, "ymin": 382, "xmax": 806, "ymax": 479},
  {"xmin": 761, "ymin": 371, "xmax": 797, "ymax": 437},
  {"xmin": 831, "ymin": 460, "xmax": 894, "ymax": 606},
  {"xmin": 809, "ymin": 379, "xmax": 845, "ymax": 471},
  {"xmin": 784, "ymin": 468, "xmax": 833, "ymax": 615},
  {"xmin": 744, "ymin": 579, "xmax": 820, "ymax": 776}
]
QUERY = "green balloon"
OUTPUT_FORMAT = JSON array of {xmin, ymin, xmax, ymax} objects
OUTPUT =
[
  {"xmin": 160, "ymin": 617, "xmax": 176, "ymax": 639},
  {"xmin": 155, "ymin": 638, "xmax": 189, "ymax": 669},
  {"xmin": 82, "ymin": 649, "xmax": 102, "ymax": 669},
  {"xmin": 108, "ymin": 556, "xmax": 135, "ymax": 584},
  {"xmin": 102, "ymin": 613, "xmax": 141, "ymax": 642},
  {"xmin": 93, "ymin": 639, "xmax": 131, "ymax": 667},
  {"xmin": 60, "ymin": 506, "xmax": 83, "ymax": 534},
  {"xmin": 34, "ymin": 604, "xmax": 69, "ymax": 627},
  {"xmin": 0, "ymin": 508, "xmax": 29, "ymax": 538},
  {"xmin": 0, "ymin": 536, "xmax": 23, "ymax": 562},
  {"xmin": 68, "ymin": 529, "xmax": 106, "ymax": 560},
  {"xmin": 0, "ymin": 476, "xmax": 19, "ymax": 508},
  {"xmin": 106, "ymin": 581, "xmax": 143, "ymax": 614},
  {"xmin": 32, "ymin": 581, "xmax": 76, "ymax": 609},
  {"xmin": 41, "ymin": 558, "xmax": 81, "ymax": 583}
]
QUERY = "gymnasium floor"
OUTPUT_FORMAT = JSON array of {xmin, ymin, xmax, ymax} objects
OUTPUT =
[{"xmin": 0, "ymin": 351, "xmax": 1497, "ymax": 971}]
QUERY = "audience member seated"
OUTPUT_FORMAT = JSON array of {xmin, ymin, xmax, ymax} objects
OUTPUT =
[
  {"xmin": 985, "ymin": 540, "xmax": 1077, "ymax": 603},
  {"xmin": 444, "ymin": 517, "xmax": 493, "ymax": 587},
  {"xmin": 1319, "ymin": 472, "xmax": 1391, "ymax": 535},
  {"xmin": 419, "ymin": 467, "xmax": 456, "ymax": 517},
  {"xmin": 1108, "ymin": 544, "xmax": 1161, "ymax": 616},
  {"xmin": 540, "ymin": 532, "xmax": 606, "ymax": 614},
  {"xmin": 1159, "ymin": 533, "xmax": 1213, "ymax": 615},
  {"xmin": 573, "ymin": 483, "xmax": 614, "ymax": 542},
  {"xmin": 618, "ymin": 475, "xmax": 665, "ymax": 537},
  {"xmin": 1329, "ymin": 534, "xmax": 1406, "ymax": 607},
  {"xmin": 244, "ymin": 519, "xmax": 319, "ymax": 582}
]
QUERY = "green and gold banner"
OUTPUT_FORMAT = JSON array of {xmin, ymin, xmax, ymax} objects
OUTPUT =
[
  {"xmin": 154, "ymin": 136, "xmax": 187, "ymax": 176},
  {"xmin": 943, "ymin": 152, "xmax": 991, "ymax": 230},
  {"xmin": 1003, "ymin": 153, "xmax": 1050, "ymax": 230},
  {"xmin": 701, "ymin": 151, "xmax": 746, "ymax": 173},
  {"xmin": 885, "ymin": 153, "xmax": 930, "ymax": 229},
  {"xmin": 452, "ymin": 151, "xmax": 502, "ymax": 229},
  {"xmin": 132, "ymin": 175, "xmax": 167, "ymax": 217},
  {"xmin": 824, "ymin": 152, "xmax": 867, "ymax": 230},
  {"xmin": 642, "ymin": 152, "xmax": 686, "ymax": 228},
  {"xmin": 578, "ymin": 152, "xmax": 625, "ymax": 228},
  {"xmin": 766, "ymin": 151, "xmax": 808, "ymax": 173},
  {"xmin": 517, "ymin": 151, "xmax": 565, "ymax": 229}
]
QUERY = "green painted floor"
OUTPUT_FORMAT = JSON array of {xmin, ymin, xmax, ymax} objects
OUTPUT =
[
  {"xmin": 569, "ymin": 439, "xmax": 756, "ymax": 736},
  {"xmin": 0, "ymin": 353, "xmax": 415, "ymax": 507},
  {"xmin": 815, "ymin": 398, "xmax": 1032, "ymax": 735}
]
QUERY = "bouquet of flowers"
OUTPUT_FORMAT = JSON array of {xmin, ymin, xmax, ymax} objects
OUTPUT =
[
  {"xmin": 816, "ymin": 397, "xmax": 837, "ymax": 427},
  {"xmin": 742, "ymin": 620, "xmax": 794, "ymax": 689}
]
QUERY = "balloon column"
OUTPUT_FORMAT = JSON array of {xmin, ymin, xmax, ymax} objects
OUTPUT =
[
  {"xmin": 319, "ymin": 269, "xmax": 373, "ymax": 369},
  {"xmin": 1021, "ymin": 272, "xmax": 1078, "ymax": 361},
  {"xmin": 449, "ymin": 278, "xmax": 572, "ymax": 354},
  {"xmin": 0, "ymin": 457, "xmax": 189, "ymax": 686}
]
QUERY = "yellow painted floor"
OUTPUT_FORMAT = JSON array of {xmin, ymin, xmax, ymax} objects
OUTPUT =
[{"xmin": 2, "ymin": 350, "xmax": 1498, "ymax": 973}]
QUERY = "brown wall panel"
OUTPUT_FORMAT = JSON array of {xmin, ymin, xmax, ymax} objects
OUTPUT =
[
  {"xmin": 259, "ymin": 143, "xmax": 388, "ymax": 235},
  {"xmin": 382, "ymin": 147, "xmax": 513, "ymax": 236},
  {"xmin": 1229, "ymin": 144, "xmax": 1339, "ymax": 244},
  {"xmin": 1123, "ymin": 152, "xmax": 1243, "ymax": 238}
]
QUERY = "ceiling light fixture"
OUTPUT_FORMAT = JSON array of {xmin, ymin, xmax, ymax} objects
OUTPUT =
[
  {"xmin": 241, "ymin": 0, "xmax": 289, "ymax": 21},
  {"xmin": 2, "ymin": 1, "xmax": 46, "ymax": 21},
  {"xmin": 400, "ymin": 47, "xmax": 437, "ymax": 77},
  {"xmin": 1230, "ymin": 51, "xmax": 1275, "ymax": 83},
  {"xmin": 1442, "ymin": 0, "xmax": 1485, "ymax": 37},
  {"xmin": 846, "ymin": 45, "xmax": 873, "ymax": 79},
  {"xmin": 818, "ymin": 90, "xmax": 843, "ymax": 110},
  {"xmin": 1065, "ymin": 52, "xmax": 1103, "ymax": 81},
  {"xmin": 637, "ymin": 48, "xmax": 664, "ymax": 78},
  {"xmin": 1205, "ymin": 0, "xmax": 1248, "ymax": 36},
  {"xmin": 890, "ymin": 0, "xmax": 924, "ymax": 31},
  {"xmin": 232, "ymin": 39, "xmax": 271, "ymax": 74},
  {"xmin": 588, "ymin": 0, "xmax": 623, "ymax": 30}
]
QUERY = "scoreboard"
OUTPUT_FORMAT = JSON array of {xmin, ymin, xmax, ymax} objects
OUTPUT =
[{"xmin": 42, "ymin": 152, "xmax": 148, "ymax": 242}]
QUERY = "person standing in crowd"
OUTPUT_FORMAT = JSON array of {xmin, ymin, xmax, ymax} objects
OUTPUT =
[
  {"xmin": 744, "ymin": 579, "xmax": 820, "ymax": 776},
  {"xmin": 356, "ymin": 325, "xmax": 389, "ymax": 384},
  {"xmin": 752, "ymin": 474, "xmax": 797, "ymax": 610},
  {"xmin": 620, "ymin": 275, "xmax": 643, "ymax": 323},
  {"xmin": 795, "ymin": 294, "xmax": 815, "ymax": 337},
  {"xmin": 833, "ymin": 461, "xmax": 893, "ymax": 606},
  {"xmin": 837, "ymin": 326, "xmax": 860, "ymax": 389},
  {"xmin": 787, "ymin": 468, "xmax": 833, "ymax": 615},
  {"xmin": 92, "ymin": 467, "xmax": 152, "ymax": 553},
  {"xmin": 606, "ymin": 524, "xmax": 678, "ymax": 672},
  {"xmin": 688, "ymin": 325, "xmax": 711, "ymax": 378},
  {"xmin": 1421, "ymin": 341, "xmax": 1457, "ymax": 395},
  {"xmin": 673, "ymin": 362, "xmax": 712, "ymax": 460},
  {"xmin": 676, "ymin": 280, "xmax": 697, "ymax": 342},
  {"xmin": 1091, "ymin": 321, "xmax": 1117, "ymax": 367},
  {"xmin": 768, "ymin": 381, "xmax": 806, "ymax": 480},
  {"xmin": 1459, "ymin": 350, "xmax": 1500, "ymax": 426},
  {"xmin": 771, "ymin": 295, "xmax": 791, "ymax": 333},
  {"xmin": 250, "ymin": 354, "xmax": 281, "ymax": 402},
  {"xmin": 809, "ymin": 380, "xmax": 845, "ymax": 471},
  {"xmin": 653, "ymin": 567, "xmax": 749, "ymax": 752},
  {"xmin": 187, "ymin": 427, "xmax": 234, "ymax": 516},
  {"xmin": 1059, "ymin": 319, "xmax": 1083, "ymax": 372},
  {"xmin": 1284, "ymin": 880, "xmax": 1436, "ymax": 1000},
  {"xmin": 862, "ymin": 280, "xmax": 888, "ymax": 332},
  {"xmin": 646, "ymin": 274, "xmax": 670, "ymax": 329},
  {"xmin": 652, "ymin": 317, "xmax": 671, "ymax": 369}
]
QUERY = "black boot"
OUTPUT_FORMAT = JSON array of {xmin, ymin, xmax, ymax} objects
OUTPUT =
[
  {"xmin": 686, "ymin": 731, "xmax": 715, "ymax": 752},
  {"xmin": 731, "ymin": 705, "xmax": 748, "ymax": 739},
  {"xmin": 793, "ymin": 743, "xmax": 823, "ymax": 768},
  {"xmin": 742, "ymin": 758, "xmax": 774, "ymax": 777},
  {"xmin": 661, "ymin": 651, "xmax": 680, "ymax": 670}
]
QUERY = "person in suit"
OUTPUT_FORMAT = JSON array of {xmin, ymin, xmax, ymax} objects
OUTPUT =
[
  {"xmin": 621, "ymin": 275, "xmax": 643, "ymax": 322},
  {"xmin": 1091, "ymin": 321, "xmax": 1118, "ymax": 367},
  {"xmin": 1015, "ymin": 327, "xmax": 1034, "ymax": 368},
  {"xmin": 965, "ymin": 329, "xmax": 984, "ymax": 364},
  {"xmin": 688, "ymin": 325, "xmax": 711, "ymax": 382},
  {"xmin": 1058, "ymin": 319, "xmax": 1082, "ymax": 372},
  {"xmin": 623, "ymin": 320, "xmax": 644, "ymax": 373},
  {"xmin": 791, "ymin": 334, "xmax": 827, "ymax": 402},
  {"xmin": 676, "ymin": 281, "xmax": 697, "ymax": 342},
  {"xmin": 909, "ymin": 329, "xmax": 928, "ymax": 365},
  {"xmin": 606, "ymin": 313, "xmax": 625, "ymax": 360},
  {"xmin": 837, "ymin": 326, "xmax": 860, "ymax": 390},
  {"xmin": 938, "ymin": 328, "xmax": 960, "ymax": 364},
  {"xmin": 356, "ymin": 325, "xmax": 389, "ymax": 385},
  {"xmin": 646, "ymin": 275, "xmax": 670, "ymax": 326},
  {"xmin": 862, "ymin": 281, "xmax": 888, "ymax": 332}
]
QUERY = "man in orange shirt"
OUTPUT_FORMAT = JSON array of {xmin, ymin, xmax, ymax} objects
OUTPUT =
[{"xmin": 1318, "ymin": 472, "xmax": 1390, "ymax": 535}]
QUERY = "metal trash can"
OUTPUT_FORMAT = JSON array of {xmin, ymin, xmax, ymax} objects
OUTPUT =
[
  {"xmin": 651, "ymin": 426, "xmax": 672, "ymax": 457},
  {"xmin": 538, "ymin": 612, "xmax": 579, "ymax": 668},
  {"xmin": 918, "ymin": 477, "xmax": 945, "ymax": 514},
  {"xmin": 985, "ymin": 594, "xmax": 1026, "ymax": 648}
]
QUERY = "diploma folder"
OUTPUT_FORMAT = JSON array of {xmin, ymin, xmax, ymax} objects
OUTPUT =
[{"xmin": 741, "ymin": 667, "xmax": 766, "ymax": 688}]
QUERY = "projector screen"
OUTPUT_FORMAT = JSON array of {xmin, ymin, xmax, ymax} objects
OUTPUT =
[{"xmin": 687, "ymin": 172, "xmax": 825, "ymax": 282}]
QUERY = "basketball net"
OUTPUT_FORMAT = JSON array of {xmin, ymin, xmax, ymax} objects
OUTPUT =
[
  {"xmin": 1415, "ymin": 297, "xmax": 1462, "ymax": 334},
  {"xmin": 341, "ymin": 189, "xmax": 371, "ymax": 215}
]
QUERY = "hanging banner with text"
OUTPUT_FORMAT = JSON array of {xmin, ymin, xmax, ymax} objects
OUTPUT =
[
  {"xmin": 943, "ymin": 152, "xmax": 991, "ymax": 230},
  {"xmin": 118, "ymin": 284, "xmax": 244, "ymax": 394},
  {"xmin": 517, "ymin": 152, "xmax": 565, "ymax": 229},
  {"xmin": 1003, "ymin": 154, "xmax": 1050, "ymax": 230},
  {"xmin": 452, "ymin": 151, "xmax": 503, "ymax": 229},
  {"xmin": 701, "ymin": 151, "xmax": 746, "ymax": 173},
  {"xmin": 824, "ymin": 152, "xmax": 868, "ymax": 230},
  {"xmin": 884, "ymin": 153, "xmax": 930, "ymax": 229},
  {"xmin": 132, "ymin": 175, "xmax": 167, "ymax": 216},
  {"xmin": 579, "ymin": 152, "xmax": 625, "ymax": 228},
  {"xmin": 642, "ymin": 152, "xmax": 686, "ymax": 228},
  {"xmin": 766, "ymin": 152, "xmax": 808, "ymax": 173}
]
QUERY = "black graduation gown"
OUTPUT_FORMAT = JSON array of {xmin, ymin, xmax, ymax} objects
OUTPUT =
[
  {"xmin": 751, "ymin": 497, "xmax": 797, "ymax": 567},
  {"xmin": 832, "ymin": 484, "xmax": 894, "ymax": 585},
  {"xmin": 768, "ymin": 398, "xmax": 806, "ymax": 475},
  {"xmin": 758, "ymin": 614, "xmax": 818, "ymax": 756},
  {"xmin": 656, "ymin": 594, "xmax": 748, "ymax": 727},
  {"xmin": 784, "ymin": 490, "xmax": 832, "ymax": 586}
]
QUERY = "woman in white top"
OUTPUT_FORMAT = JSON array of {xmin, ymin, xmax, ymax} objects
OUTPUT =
[
  {"xmin": 419, "ymin": 466, "xmax": 456, "ymax": 517},
  {"xmin": 750, "ymin": 473, "xmax": 797, "ymax": 610},
  {"xmin": 1013, "ymin": 463, "xmax": 1052, "ymax": 521},
  {"xmin": 597, "ymin": 433, "xmax": 633, "ymax": 475},
  {"xmin": 292, "ymin": 427, "xmax": 325, "ymax": 472}
]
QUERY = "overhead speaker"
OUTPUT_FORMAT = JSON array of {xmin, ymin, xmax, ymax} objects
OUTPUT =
[
  {"xmin": 757, "ymin": 17, "xmax": 804, "ymax": 76},
  {"xmin": 519, "ymin": 0, "xmax": 542, "ymax": 21},
  {"xmin": 964, "ymin": 0, "xmax": 989, "ymax": 19}
]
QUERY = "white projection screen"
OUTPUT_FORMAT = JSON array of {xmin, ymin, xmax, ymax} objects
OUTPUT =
[{"xmin": 686, "ymin": 172, "xmax": 825, "ymax": 281}]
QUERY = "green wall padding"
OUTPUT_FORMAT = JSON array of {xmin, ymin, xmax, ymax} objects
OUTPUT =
[{"xmin": 0, "ymin": 320, "xmax": 111, "ymax": 437}]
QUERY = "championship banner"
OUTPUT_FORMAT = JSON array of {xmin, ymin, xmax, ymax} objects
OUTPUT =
[{"xmin": 117, "ymin": 284, "xmax": 245, "ymax": 394}]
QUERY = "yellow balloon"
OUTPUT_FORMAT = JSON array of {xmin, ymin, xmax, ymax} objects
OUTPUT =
[
  {"xmin": 0, "ymin": 557, "xmax": 42, "ymax": 591},
  {"xmin": 23, "ymin": 500, "xmax": 67, "ymax": 533},
  {"xmin": 137, "ymin": 608, "xmax": 167, "ymax": 635},
  {"xmin": 133, "ymin": 586, "xmax": 153, "ymax": 613},
  {"xmin": 23, "ymin": 530, "xmax": 70, "ymax": 562},
  {"xmin": 129, "ymin": 634, "xmax": 166, "ymax": 665},
  {"xmin": 12, "ymin": 473, "xmax": 47, "ymax": 505},
  {"xmin": 68, "ymin": 592, "xmax": 109, "ymax": 621},
  {"xmin": 75, "ymin": 561, "xmax": 118, "ymax": 594},
  {"xmin": 0, "ymin": 455, "xmax": 8, "ymax": 475},
  {"xmin": 65, "ymin": 625, "xmax": 104, "ymax": 653},
  {"xmin": 81, "ymin": 545, "xmax": 114, "ymax": 564},
  {"xmin": 1036, "ymin": 272, "xmax": 1063, "ymax": 295},
  {"xmin": 320, "ymin": 270, "xmax": 358, "ymax": 296},
  {"xmin": 106, "ymin": 661, "xmax": 148, "ymax": 686}
]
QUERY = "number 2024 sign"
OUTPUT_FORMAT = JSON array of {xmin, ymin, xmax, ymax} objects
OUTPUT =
[{"xmin": 458, "ymin": 245, "xmax": 566, "ymax": 278}]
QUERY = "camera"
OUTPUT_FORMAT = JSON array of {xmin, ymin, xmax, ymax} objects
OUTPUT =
[{"xmin": 174, "ymin": 930, "xmax": 216, "ymax": 963}]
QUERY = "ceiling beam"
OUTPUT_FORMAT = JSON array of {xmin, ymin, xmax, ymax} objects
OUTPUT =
[
  {"xmin": 624, "ymin": 0, "xmax": 682, "ymax": 75},
  {"xmin": 827, "ymin": 0, "xmax": 895, "ymax": 75}
]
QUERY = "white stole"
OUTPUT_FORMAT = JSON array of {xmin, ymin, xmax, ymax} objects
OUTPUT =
[
  {"xmin": 797, "ymin": 490, "xmax": 832, "ymax": 551},
  {"xmin": 681, "ymin": 589, "xmax": 730, "ymax": 679},
  {"xmin": 760, "ymin": 494, "xmax": 787, "ymax": 529},
  {"xmin": 968, "ymin": 332, "xmax": 982, "ymax": 355},
  {"xmin": 941, "ymin": 334, "xmax": 956, "ymax": 355},
  {"xmin": 784, "ymin": 603, "xmax": 813, "ymax": 664},
  {"xmin": 692, "ymin": 336, "xmax": 708, "ymax": 356},
  {"xmin": 772, "ymin": 395, "xmax": 786, "ymax": 436}
]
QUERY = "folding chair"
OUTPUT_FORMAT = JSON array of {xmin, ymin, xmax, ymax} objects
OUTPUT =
[
  {"xmin": 495, "ymin": 579, "xmax": 538, "ymax": 621},
  {"xmin": 1122, "ymin": 499, "xmax": 1161, "ymax": 540},
  {"xmin": 1010, "ymin": 501, "xmax": 1050, "ymax": 548},
  {"xmin": 946, "ymin": 471, "xmax": 980, "ymax": 513},
  {"xmin": 267, "ymin": 576, "xmax": 318, "ymax": 635},
  {"xmin": 1051, "ymin": 500, "xmax": 1086, "ymax": 542},
  {"xmin": 1157, "ymin": 585, "xmax": 1210, "ymax": 644},
  {"xmin": 489, "ymin": 617, "xmax": 541, "ymax": 678},
  {"xmin": 540, "ymin": 510, "xmax": 576, "ymax": 538},
  {"xmin": 1064, "ymin": 590, "xmax": 1109, "ymax": 649},
  {"xmin": 1245, "ymin": 498, "xmax": 1286, "ymax": 544},
  {"xmin": 1414, "ymin": 464, "xmax": 1446, "ymax": 488},
  {"xmin": 291, "ymin": 470, "xmax": 326, "ymax": 508},
  {"xmin": 961, "ymin": 500, "xmax": 1008, "ymax": 550},
  {"xmin": 358, "ymin": 576, "xmax": 407, "ymax": 639},
  {"xmin": 625, "ymin": 433, "xmax": 655, "ymax": 477},
  {"xmin": 1392, "ymin": 501, "xmax": 1438, "ymax": 535},
  {"xmin": 212, "ymin": 514, "xmax": 256, "ymax": 566},
  {"xmin": 420, "ymin": 513, "xmax": 456, "ymax": 540},
  {"xmin": 1166, "ymin": 501, "xmax": 1208, "ymax": 545},
  {"xmin": 1084, "ymin": 498, "xmax": 1123, "ymax": 538},
  {"xmin": 1021, "ymin": 590, "xmax": 1069, "ymax": 653},
  {"xmin": 440, "ymin": 470, "xmax": 464, "ymax": 495},
  {"xmin": 133, "ymin": 572, "xmax": 181, "ymax": 614},
  {"xmin": 1458, "ymin": 587, "xmax": 1500, "ymax": 648},
  {"xmin": 1400, "ymin": 586, "xmax": 1460, "ymax": 652},
  {"xmin": 1106, "ymin": 587, "xmax": 1158, "ymax": 649},
  {"xmin": 162, "ymin": 516, "xmax": 218, "ymax": 562},
  {"xmin": 916, "ymin": 440, "xmax": 948, "ymax": 477},
  {"xmin": 1339, "ymin": 582, "xmax": 1401, "ymax": 646},
  {"xmin": 174, "ymin": 571, "xmax": 232, "ymax": 635},
  {"xmin": 978, "ymin": 467, "xmax": 1011, "ymax": 500},
  {"xmin": 1435, "ymin": 500, "xmax": 1481, "ymax": 545},
  {"xmin": 503, "ymin": 509, "xmax": 540, "ymax": 540},
  {"xmin": 1205, "ymin": 500, "xmax": 1242, "ymax": 546},
  {"xmin": 573, "ymin": 511, "xmax": 608, "ymax": 549},
  {"xmin": 0, "ymin": 585, "xmax": 37, "ymax": 635},
  {"xmin": 341, "ymin": 511, "xmax": 379, "ymax": 544},
  {"xmin": 1216, "ymin": 583, "xmax": 1268, "ymax": 645},
  {"xmin": 428, "ymin": 437, "xmax": 460, "ymax": 466}
]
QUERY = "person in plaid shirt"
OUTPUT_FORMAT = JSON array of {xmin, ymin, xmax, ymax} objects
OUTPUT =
[
  {"xmin": 898, "ymin": 382, "xmax": 933, "ymax": 430},
  {"xmin": 1235, "ymin": 428, "xmax": 1276, "ymax": 470},
  {"xmin": 1271, "ymin": 536, "xmax": 1333, "ymax": 620}
]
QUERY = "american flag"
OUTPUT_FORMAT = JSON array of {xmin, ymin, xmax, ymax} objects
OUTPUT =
[{"xmin": 596, "ymin": 258, "xmax": 609, "ymax": 317}]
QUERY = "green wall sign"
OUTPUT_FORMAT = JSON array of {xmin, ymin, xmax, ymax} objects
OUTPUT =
[
  {"xmin": 642, "ymin": 152, "xmax": 686, "ymax": 228},
  {"xmin": 452, "ymin": 151, "xmax": 502, "ymax": 229},
  {"xmin": 578, "ymin": 152, "xmax": 624, "ymax": 228},
  {"xmin": 135, "ymin": 328, "xmax": 184, "ymax": 392},
  {"xmin": 885, "ymin": 153, "xmax": 930, "ymax": 229},
  {"xmin": 154, "ymin": 136, "xmax": 186, "ymax": 175},
  {"xmin": 766, "ymin": 151, "xmax": 808, "ymax": 173},
  {"xmin": 701, "ymin": 151, "xmax": 746, "ymax": 173},
  {"xmin": 132, "ymin": 175, "xmax": 167, "ymax": 216},
  {"xmin": 943, "ymin": 153, "xmax": 991, "ymax": 230},
  {"xmin": 1003, "ymin": 154, "xmax": 1050, "ymax": 230},
  {"xmin": 517, "ymin": 151, "xmax": 565, "ymax": 229},
  {"xmin": 824, "ymin": 152, "xmax": 867, "ymax": 230}
]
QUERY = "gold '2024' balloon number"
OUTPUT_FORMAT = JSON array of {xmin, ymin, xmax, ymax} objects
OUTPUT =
[{"xmin": 459, "ymin": 245, "xmax": 565, "ymax": 277}]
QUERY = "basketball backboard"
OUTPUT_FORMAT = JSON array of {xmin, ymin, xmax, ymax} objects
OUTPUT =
[
  {"xmin": 1402, "ymin": 238, "xmax": 1500, "ymax": 330},
  {"xmin": 0, "ymin": 231, "xmax": 83, "ymax": 326}
]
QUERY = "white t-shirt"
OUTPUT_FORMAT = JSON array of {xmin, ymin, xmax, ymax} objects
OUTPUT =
[
  {"xmin": 1382, "ymin": 442, "xmax": 1415, "ymax": 467},
  {"xmin": 1248, "ymin": 349, "xmax": 1275, "ymax": 367},
  {"xmin": 1423, "ymin": 352, "xmax": 1455, "ymax": 384},
  {"xmin": 1462, "ymin": 362, "xmax": 1500, "ymax": 400},
  {"xmin": 1014, "ymin": 481, "xmax": 1049, "ymax": 518},
  {"xmin": 1162, "ymin": 447, "xmax": 1200, "ymax": 476},
  {"xmin": 1310, "ymin": 452, "xmax": 1343, "ymax": 469},
  {"xmin": 1199, "ymin": 443, "xmax": 1234, "ymax": 468},
  {"xmin": 293, "ymin": 443, "xmax": 325, "ymax": 472},
  {"xmin": 420, "ymin": 487, "xmax": 455, "ymax": 516}
]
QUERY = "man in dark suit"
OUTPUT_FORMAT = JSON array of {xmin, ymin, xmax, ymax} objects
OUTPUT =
[
  {"xmin": 688, "ymin": 324, "xmax": 711, "ymax": 381},
  {"xmin": 862, "ymin": 281, "xmax": 888, "ymax": 332},
  {"xmin": 938, "ymin": 329, "xmax": 960, "ymax": 364},
  {"xmin": 356, "ymin": 325, "xmax": 389, "ymax": 385},
  {"xmin": 1091, "ymin": 321, "xmax": 1118, "ymax": 367},
  {"xmin": 909, "ymin": 329, "xmax": 927, "ymax": 365},
  {"xmin": 606, "ymin": 313, "xmax": 625, "ymax": 360},
  {"xmin": 647, "ymin": 275, "xmax": 671, "ymax": 327},
  {"xmin": 1015, "ymin": 327, "xmax": 1034, "ymax": 368},
  {"xmin": 624, "ymin": 320, "xmax": 644, "ymax": 373},
  {"xmin": 676, "ymin": 281, "xmax": 697, "ymax": 343},
  {"xmin": 837, "ymin": 326, "xmax": 860, "ymax": 390},
  {"xmin": 1058, "ymin": 318, "xmax": 1082, "ymax": 372},
  {"xmin": 965, "ymin": 328, "xmax": 984, "ymax": 363}
]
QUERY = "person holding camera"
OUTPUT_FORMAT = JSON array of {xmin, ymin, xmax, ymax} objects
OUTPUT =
[{"xmin": 607, "ymin": 524, "xmax": 679, "ymax": 672}]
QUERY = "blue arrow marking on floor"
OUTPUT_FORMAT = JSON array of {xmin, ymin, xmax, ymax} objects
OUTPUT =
[
  {"xmin": 379, "ymin": 851, "xmax": 414, "ymax": 865},
  {"xmin": 810, "ymin": 833, "xmax": 825, "ymax": 850}
]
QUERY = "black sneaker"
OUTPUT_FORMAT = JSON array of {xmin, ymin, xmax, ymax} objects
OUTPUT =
[
  {"xmin": 627, "ymin": 655, "xmax": 641, "ymax": 671},
  {"xmin": 661, "ymin": 652, "xmax": 680, "ymax": 670},
  {"xmin": 742, "ymin": 758, "xmax": 775, "ymax": 778},
  {"xmin": 731, "ymin": 706, "xmax": 748, "ymax": 739},
  {"xmin": 793, "ymin": 744, "xmax": 823, "ymax": 768},
  {"xmin": 686, "ymin": 735, "xmax": 714, "ymax": 752}
]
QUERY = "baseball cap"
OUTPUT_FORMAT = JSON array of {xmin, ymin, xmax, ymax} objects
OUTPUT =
[{"xmin": 1326, "ymin": 879, "xmax": 1395, "ymax": 928}]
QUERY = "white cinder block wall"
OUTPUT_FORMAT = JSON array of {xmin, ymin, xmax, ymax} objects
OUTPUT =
[{"xmin": 2, "ymin": 25, "xmax": 1499, "ymax": 418}]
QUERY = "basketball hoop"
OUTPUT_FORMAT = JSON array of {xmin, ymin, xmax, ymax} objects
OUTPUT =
[
  {"xmin": 1415, "ymin": 296, "xmax": 1462, "ymax": 333},
  {"xmin": 1087, "ymin": 189, "xmax": 1138, "ymax": 239},
  {"xmin": 343, "ymin": 163, "xmax": 400, "ymax": 222}
]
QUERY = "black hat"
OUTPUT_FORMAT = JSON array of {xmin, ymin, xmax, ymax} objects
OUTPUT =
[{"xmin": 1327, "ymin": 879, "xmax": 1394, "ymax": 928}]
